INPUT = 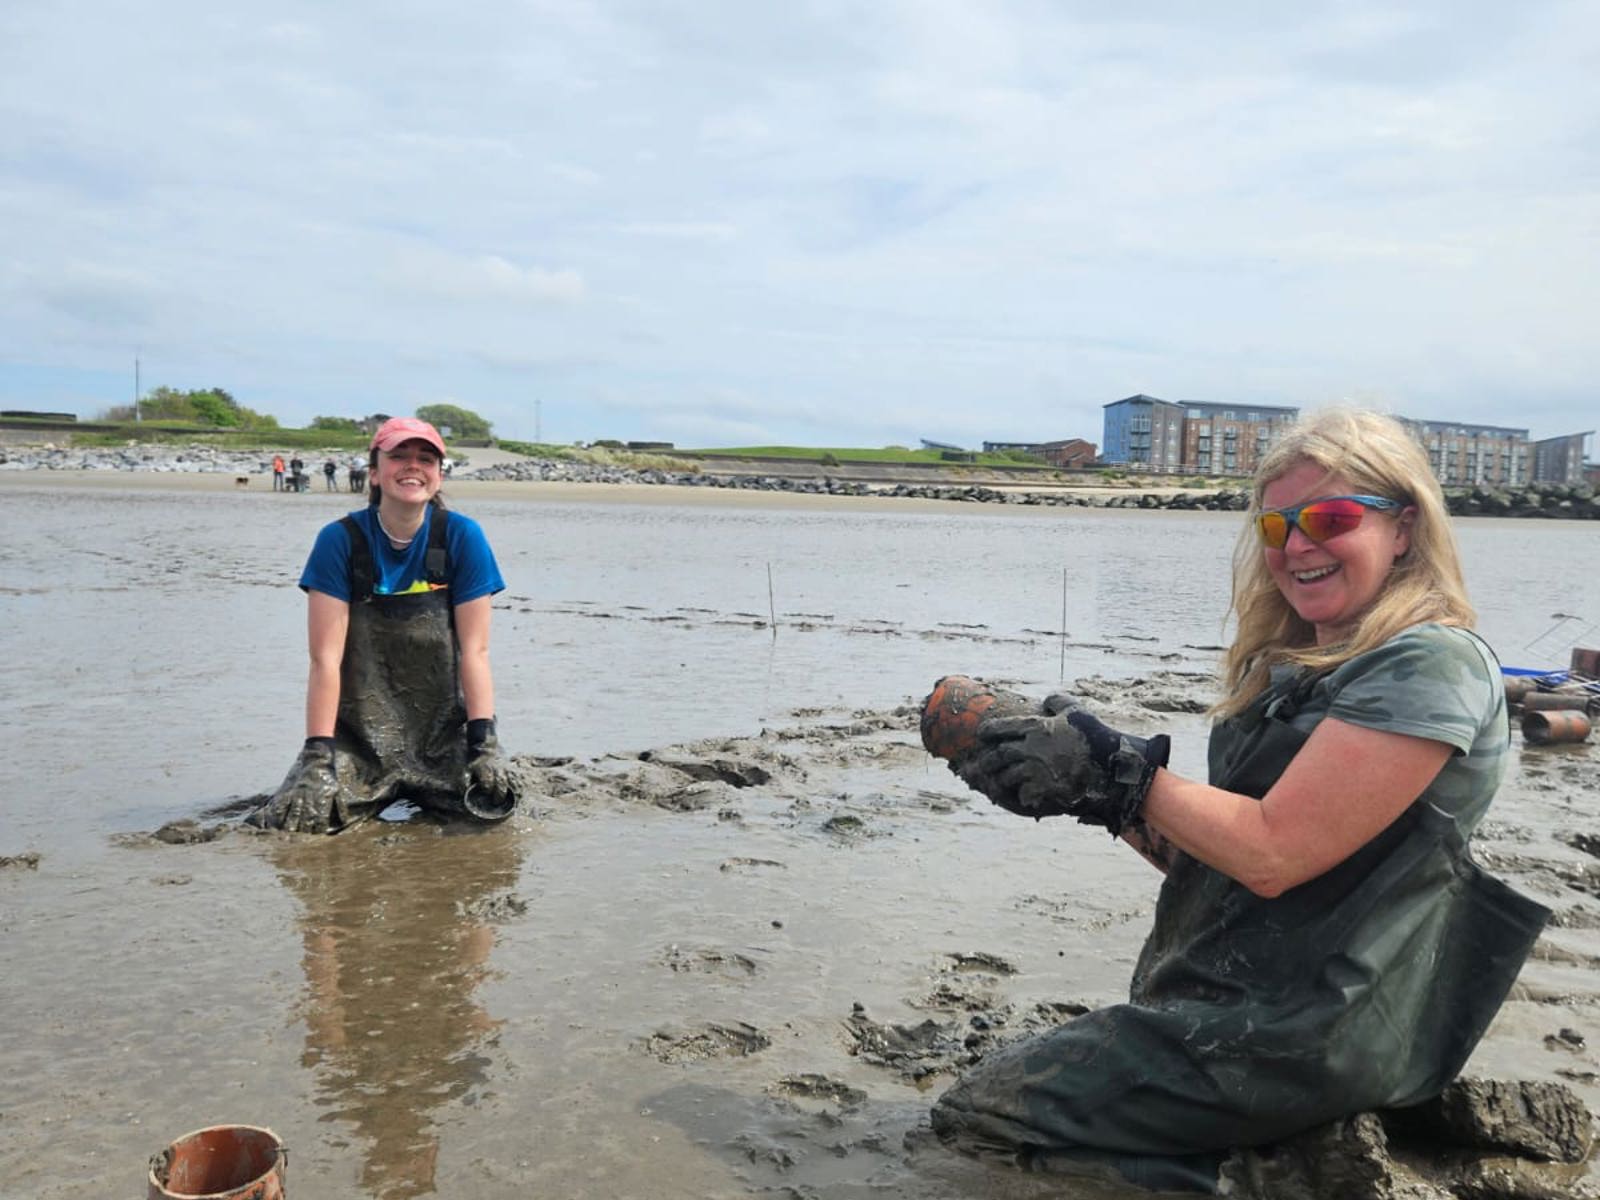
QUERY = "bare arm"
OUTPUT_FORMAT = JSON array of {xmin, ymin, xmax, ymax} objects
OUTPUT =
[
  {"xmin": 305, "ymin": 590, "xmax": 349, "ymax": 738},
  {"xmin": 454, "ymin": 595, "xmax": 496, "ymax": 721},
  {"xmin": 1137, "ymin": 717, "xmax": 1454, "ymax": 897}
]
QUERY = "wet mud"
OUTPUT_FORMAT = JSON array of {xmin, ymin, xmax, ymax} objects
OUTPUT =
[{"xmin": 53, "ymin": 672, "xmax": 1596, "ymax": 1198}]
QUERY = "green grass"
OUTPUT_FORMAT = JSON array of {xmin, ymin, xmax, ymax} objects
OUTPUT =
[{"xmin": 64, "ymin": 421, "xmax": 369, "ymax": 451}]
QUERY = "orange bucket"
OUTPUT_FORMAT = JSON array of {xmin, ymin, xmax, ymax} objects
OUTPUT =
[
  {"xmin": 1522, "ymin": 711, "xmax": 1593, "ymax": 746},
  {"xmin": 148, "ymin": 1125, "xmax": 285, "ymax": 1200}
]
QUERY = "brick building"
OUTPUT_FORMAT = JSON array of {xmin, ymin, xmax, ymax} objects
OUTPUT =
[
  {"xmin": 982, "ymin": 438, "xmax": 1097, "ymax": 468},
  {"xmin": 1102, "ymin": 395, "xmax": 1298, "ymax": 475}
]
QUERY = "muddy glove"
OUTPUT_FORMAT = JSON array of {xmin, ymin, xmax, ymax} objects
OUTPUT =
[
  {"xmin": 249, "ymin": 737, "xmax": 345, "ymax": 833},
  {"xmin": 463, "ymin": 717, "xmax": 518, "ymax": 821},
  {"xmin": 956, "ymin": 702, "xmax": 1170, "ymax": 837}
]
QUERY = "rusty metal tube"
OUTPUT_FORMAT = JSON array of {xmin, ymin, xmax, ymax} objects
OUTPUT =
[
  {"xmin": 1522, "ymin": 692, "xmax": 1600, "ymax": 715},
  {"xmin": 1522, "ymin": 710, "xmax": 1593, "ymax": 746},
  {"xmin": 1504, "ymin": 677, "xmax": 1539, "ymax": 705}
]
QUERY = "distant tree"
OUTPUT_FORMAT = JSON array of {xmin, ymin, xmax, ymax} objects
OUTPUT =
[
  {"xmin": 415, "ymin": 403, "xmax": 492, "ymax": 440},
  {"xmin": 128, "ymin": 385, "xmax": 278, "ymax": 429},
  {"xmin": 310, "ymin": 415, "xmax": 361, "ymax": 431}
]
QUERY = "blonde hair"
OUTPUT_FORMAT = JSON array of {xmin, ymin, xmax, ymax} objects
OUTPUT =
[{"xmin": 1215, "ymin": 407, "xmax": 1474, "ymax": 718}]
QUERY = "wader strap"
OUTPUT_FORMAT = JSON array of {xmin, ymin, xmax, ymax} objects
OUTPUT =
[
  {"xmin": 340, "ymin": 515, "xmax": 374, "ymax": 602},
  {"xmin": 339, "ymin": 509, "xmax": 452, "ymax": 601},
  {"xmin": 426, "ymin": 508, "xmax": 450, "ymax": 584}
]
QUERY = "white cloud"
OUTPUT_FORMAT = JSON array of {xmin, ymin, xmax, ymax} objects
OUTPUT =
[
  {"xmin": 383, "ymin": 250, "xmax": 585, "ymax": 306},
  {"xmin": 1, "ymin": 1, "xmax": 1596, "ymax": 444}
]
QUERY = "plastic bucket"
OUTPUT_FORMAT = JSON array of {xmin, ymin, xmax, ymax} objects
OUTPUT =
[
  {"xmin": 1522, "ymin": 711, "xmax": 1593, "ymax": 746},
  {"xmin": 148, "ymin": 1125, "xmax": 285, "ymax": 1200}
]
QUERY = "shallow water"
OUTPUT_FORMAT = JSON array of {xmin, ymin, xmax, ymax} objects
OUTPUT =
[{"xmin": 2, "ymin": 479, "xmax": 1598, "ymax": 1199}]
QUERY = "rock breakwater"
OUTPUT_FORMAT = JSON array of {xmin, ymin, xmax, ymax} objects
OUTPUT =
[{"xmin": 6, "ymin": 444, "xmax": 1596, "ymax": 519}]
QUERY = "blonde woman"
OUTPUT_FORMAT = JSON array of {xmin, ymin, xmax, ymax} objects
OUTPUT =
[{"xmin": 928, "ymin": 409, "xmax": 1548, "ymax": 1191}]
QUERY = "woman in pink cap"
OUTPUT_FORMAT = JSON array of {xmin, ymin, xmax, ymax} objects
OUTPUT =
[{"xmin": 252, "ymin": 416, "xmax": 518, "ymax": 832}]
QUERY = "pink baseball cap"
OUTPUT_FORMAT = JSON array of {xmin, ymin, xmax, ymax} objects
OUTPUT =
[{"xmin": 371, "ymin": 416, "xmax": 447, "ymax": 457}]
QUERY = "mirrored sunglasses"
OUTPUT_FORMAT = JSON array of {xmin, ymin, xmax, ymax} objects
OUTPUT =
[{"xmin": 1255, "ymin": 494, "xmax": 1402, "ymax": 549}]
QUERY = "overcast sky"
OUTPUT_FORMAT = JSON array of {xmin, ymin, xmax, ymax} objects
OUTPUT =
[{"xmin": 2, "ymin": 1, "xmax": 1595, "ymax": 449}]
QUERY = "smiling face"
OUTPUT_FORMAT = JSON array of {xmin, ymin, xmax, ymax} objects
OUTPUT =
[
  {"xmin": 373, "ymin": 438, "xmax": 442, "ymax": 508},
  {"xmin": 1260, "ymin": 460, "xmax": 1414, "ymax": 646}
]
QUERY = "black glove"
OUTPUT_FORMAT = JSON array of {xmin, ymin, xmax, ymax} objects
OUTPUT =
[
  {"xmin": 463, "ymin": 717, "xmax": 519, "ymax": 821},
  {"xmin": 249, "ymin": 737, "xmax": 346, "ymax": 833},
  {"xmin": 955, "ymin": 701, "xmax": 1169, "ymax": 837}
]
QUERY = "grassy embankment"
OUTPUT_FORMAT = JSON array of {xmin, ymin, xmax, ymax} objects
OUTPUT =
[{"xmin": 15, "ymin": 417, "xmax": 371, "ymax": 452}]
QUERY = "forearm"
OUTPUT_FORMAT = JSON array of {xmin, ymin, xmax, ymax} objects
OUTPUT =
[
  {"xmin": 1139, "ymin": 769, "xmax": 1291, "ymax": 895},
  {"xmin": 459, "ymin": 647, "xmax": 495, "ymax": 722},
  {"xmin": 453, "ymin": 596, "xmax": 496, "ymax": 722},
  {"xmin": 305, "ymin": 657, "xmax": 342, "ymax": 738},
  {"xmin": 1139, "ymin": 715, "xmax": 1453, "ymax": 897}
]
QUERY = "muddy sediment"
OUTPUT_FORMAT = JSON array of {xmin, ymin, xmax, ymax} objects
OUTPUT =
[{"xmin": 95, "ymin": 671, "xmax": 1600, "ymax": 1196}]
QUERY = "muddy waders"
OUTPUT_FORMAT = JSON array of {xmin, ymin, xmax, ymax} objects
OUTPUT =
[
  {"xmin": 255, "ymin": 511, "xmax": 511, "ymax": 833},
  {"xmin": 930, "ymin": 669, "xmax": 1550, "ymax": 1193}
]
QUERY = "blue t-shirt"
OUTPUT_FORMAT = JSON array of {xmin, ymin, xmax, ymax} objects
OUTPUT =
[{"xmin": 298, "ymin": 507, "xmax": 505, "ymax": 604}]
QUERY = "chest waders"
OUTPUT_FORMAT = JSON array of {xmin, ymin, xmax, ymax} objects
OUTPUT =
[
  {"xmin": 930, "ymin": 672, "xmax": 1550, "ymax": 1193},
  {"xmin": 329, "ymin": 510, "xmax": 472, "ymax": 824}
]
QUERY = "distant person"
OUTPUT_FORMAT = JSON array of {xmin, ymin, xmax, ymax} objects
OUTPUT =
[
  {"xmin": 922, "ymin": 408, "xmax": 1547, "ymax": 1192},
  {"xmin": 272, "ymin": 454, "xmax": 286, "ymax": 492},
  {"xmin": 322, "ymin": 458, "xmax": 338, "ymax": 491},
  {"xmin": 289, "ymin": 455, "xmax": 305, "ymax": 492},
  {"xmin": 347, "ymin": 454, "xmax": 363, "ymax": 494},
  {"xmin": 250, "ymin": 417, "xmax": 518, "ymax": 834}
]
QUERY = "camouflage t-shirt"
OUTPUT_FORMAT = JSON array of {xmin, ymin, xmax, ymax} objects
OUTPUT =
[{"xmin": 1256, "ymin": 622, "xmax": 1507, "ymax": 836}]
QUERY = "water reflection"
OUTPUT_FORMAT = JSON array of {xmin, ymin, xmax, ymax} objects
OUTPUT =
[{"xmin": 270, "ymin": 822, "xmax": 524, "ymax": 1198}]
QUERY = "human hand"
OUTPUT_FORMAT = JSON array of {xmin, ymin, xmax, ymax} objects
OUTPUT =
[
  {"xmin": 956, "ymin": 705, "xmax": 1170, "ymax": 836},
  {"xmin": 249, "ymin": 738, "xmax": 345, "ymax": 833},
  {"xmin": 464, "ymin": 718, "xmax": 519, "ymax": 821}
]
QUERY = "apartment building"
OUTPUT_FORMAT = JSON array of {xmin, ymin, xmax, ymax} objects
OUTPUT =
[
  {"xmin": 1102, "ymin": 395, "xmax": 1298, "ymax": 474},
  {"xmin": 1398, "ymin": 420, "xmax": 1531, "ymax": 488},
  {"xmin": 1532, "ymin": 431, "xmax": 1594, "ymax": 486},
  {"xmin": 1100, "ymin": 394, "xmax": 1189, "ymax": 471}
]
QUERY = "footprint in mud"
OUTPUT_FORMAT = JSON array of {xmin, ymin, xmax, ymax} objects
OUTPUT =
[
  {"xmin": 0, "ymin": 852, "xmax": 41, "ymax": 870},
  {"xmin": 644, "ymin": 1021, "xmax": 771, "ymax": 1064},
  {"xmin": 659, "ymin": 945, "xmax": 762, "ymax": 977}
]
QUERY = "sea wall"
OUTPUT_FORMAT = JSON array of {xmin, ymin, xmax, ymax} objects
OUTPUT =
[{"xmin": 3, "ymin": 444, "xmax": 1596, "ymax": 519}]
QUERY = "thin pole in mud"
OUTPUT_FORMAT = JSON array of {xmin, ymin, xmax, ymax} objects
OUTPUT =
[
  {"xmin": 767, "ymin": 561, "xmax": 778, "ymax": 638},
  {"xmin": 1059, "ymin": 565, "xmax": 1067, "ymax": 681}
]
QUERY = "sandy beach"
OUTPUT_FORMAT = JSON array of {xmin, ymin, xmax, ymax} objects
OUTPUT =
[{"xmin": 3, "ymin": 471, "xmax": 1598, "ymax": 1199}]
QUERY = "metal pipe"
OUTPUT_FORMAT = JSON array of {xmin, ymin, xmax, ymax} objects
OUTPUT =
[
  {"xmin": 1523, "ymin": 711, "xmax": 1593, "ymax": 746},
  {"xmin": 1522, "ymin": 692, "xmax": 1600, "ymax": 715}
]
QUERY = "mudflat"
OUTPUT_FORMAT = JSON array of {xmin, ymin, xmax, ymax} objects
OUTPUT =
[{"xmin": 2, "ymin": 476, "xmax": 1597, "ymax": 1199}]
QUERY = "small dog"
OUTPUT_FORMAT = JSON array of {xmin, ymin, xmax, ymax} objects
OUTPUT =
[{"xmin": 235, "ymin": 476, "xmax": 250, "ymax": 488}]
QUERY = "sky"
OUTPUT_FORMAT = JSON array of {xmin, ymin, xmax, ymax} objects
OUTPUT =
[{"xmin": 2, "ymin": 1, "xmax": 1596, "ymax": 450}]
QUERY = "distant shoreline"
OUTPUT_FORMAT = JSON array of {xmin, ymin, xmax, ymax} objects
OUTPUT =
[{"xmin": 0, "ymin": 468, "xmax": 1186, "ymax": 513}]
